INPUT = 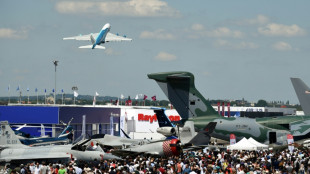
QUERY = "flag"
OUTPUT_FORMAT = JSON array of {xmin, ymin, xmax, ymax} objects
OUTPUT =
[
  {"xmin": 143, "ymin": 95, "xmax": 147, "ymax": 100},
  {"xmin": 44, "ymin": 89, "xmax": 47, "ymax": 93},
  {"xmin": 135, "ymin": 94, "xmax": 139, "ymax": 100},
  {"xmin": 110, "ymin": 116, "xmax": 114, "ymax": 135},
  {"xmin": 151, "ymin": 95, "xmax": 156, "ymax": 101},
  {"xmin": 7, "ymin": 85, "xmax": 10, "ymax": 92},
  {"xmin": 74, "ymin": 91, "xmax": 79, "ymax": 97},
  {"xmin": 35, "ymin": 88, "xmax": 38, "ymax": 93},
  {"xmin": 120, "ymin": 94, "xmax": 125, "ymax": 99},
  {"xmin": 95, "ymin": 92, "xmax": 99, "ymax": 96},
  {"xmin": 16, "ymin": 85, "xmax": 20, "ymax": 91},
  {"xmin": 287, "ymin": 134, "xmax": 294, "ymax": 153},
  {"xmin": 61, "ymin": 89, "xmax": 64, "ymax": 93},
  {"xmin": 27, "ymin": 87, "xmax": 29, "ymax": 92},
  {"xmin": 52, "ymin": 89, "xmax": 55, "ymax": 93}
]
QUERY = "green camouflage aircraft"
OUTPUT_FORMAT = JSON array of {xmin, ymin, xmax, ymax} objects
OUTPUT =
[{"xmin": 148, "ymin": 71, "xmax": 310, "ymax": 145}]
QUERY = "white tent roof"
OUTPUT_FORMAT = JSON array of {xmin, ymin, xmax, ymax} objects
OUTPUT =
[
  {"xmin": 227, "ymin": 137, "xmax": 258, "ymax": 151},
  {"xmin": 248, "ymin": 137, "xmax": 268, "ymax": 149}
]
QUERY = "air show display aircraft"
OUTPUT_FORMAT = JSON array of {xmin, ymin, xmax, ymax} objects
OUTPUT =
[
  {"xmin": 63, "ymin": 23, "xmax": 132, "ymax": 49},
  {"xmin": 148, "ymin": 71, "xmax": 310, "ymax": 145},
  {"xmin": 0, "ymin": 121, "xmax": 120, "ymax": 164}
]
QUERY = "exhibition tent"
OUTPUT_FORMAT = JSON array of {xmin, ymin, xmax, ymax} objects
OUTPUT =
[
  {"xmin": 248, "ymin": 137, "xmax": 268, "ymax": 150},
  {"xmin": 227, "ymin": 137, "xmax": 258, "ymax": 151}
]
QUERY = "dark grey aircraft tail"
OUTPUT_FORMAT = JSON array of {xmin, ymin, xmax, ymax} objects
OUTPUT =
[
  {"xmin": 291, "ymin": 78, "xmax": 310, "ymax": 115},
  {"xmin": 187, "ymin": 122, "xmax": 217, "ymax": 146}
]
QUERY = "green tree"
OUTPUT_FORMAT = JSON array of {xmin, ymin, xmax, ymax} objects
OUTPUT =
[{"xmin": 256, "ymin": 99, "xmax": 268, "ymax": 107}]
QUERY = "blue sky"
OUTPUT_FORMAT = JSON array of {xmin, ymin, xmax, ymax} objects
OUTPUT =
[{"xmin": 1, "ymin": 0, "xmax": 310, "ymax": 104}]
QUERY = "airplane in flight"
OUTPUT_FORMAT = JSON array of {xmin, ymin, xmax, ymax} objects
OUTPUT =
[
  {"xmin": 63, "ymin": 23, "xmax": 132, "ymax": 49},
  {"xmin": 291, "ymin": 78, "xmax": 310, "ymax": 115},
  {"xmin": 0, "ymin": 121, "xmax": 120, "ymax": 164},
  {"xmin": 148, "ymin": 71, "xmax": 310, "ymax": 144}
]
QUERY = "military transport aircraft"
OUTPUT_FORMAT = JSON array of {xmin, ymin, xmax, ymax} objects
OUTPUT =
[
  {"xmin": 148, "ymin": 71, "xmax": 310, "ymax": 144},
  {"xmin": 0, "ymin": 121, "xmax": 120, "ymax": 164},
  {"xmin": 291, "ymin": 78, "xmax": 310, "ymax": 115},
  {"xmin": 63, "ymin": 23, "xmax": 132, "ymax": 49}
]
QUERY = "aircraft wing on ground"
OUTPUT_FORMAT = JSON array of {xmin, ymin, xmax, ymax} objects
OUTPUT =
[
  {"xmin": 105, "ymin": 33, "xmax": 132, "ymax": 42},
  {"xmin": 63, "ymin": 33, "xmax": 99, "ymax": 41}
]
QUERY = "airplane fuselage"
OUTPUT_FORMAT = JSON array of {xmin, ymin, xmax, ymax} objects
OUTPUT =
[
  {"xmin": 190, "ymin": 114, "xmax": 310, "ymax": 144},
  {"xmin": 93, "ymin": 23, "xmax": 111, "ymax": 49}
]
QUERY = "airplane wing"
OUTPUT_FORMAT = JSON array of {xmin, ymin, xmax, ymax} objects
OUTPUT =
[
  {"xmin": 63, "ymin": 33, "xmax": 99, "ymax": 41},
  {"xmin": 105, "ymin": 33, "xmax": 132, "ymax": 42}
]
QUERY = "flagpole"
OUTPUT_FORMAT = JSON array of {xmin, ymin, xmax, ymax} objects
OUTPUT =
[
  {"xmin": 44, "ymin": 89, "xmax": 47, "ymax": 104},
  {"xmin": 62, "ymin": 93, "xmax": 64, "ymax": 105},
  {"xmin": 27, "ymin": 88, "xmax": 29, "ymax": 104},
  {"xmin": 8, "ymin": 85, "xmax": 10, "ymax": 104},
  {"xmin": 36, "ymin": 90, "xmax": 38, "ymax": 104}
]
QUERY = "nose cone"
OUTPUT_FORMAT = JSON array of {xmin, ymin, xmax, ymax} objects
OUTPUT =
[{"xmin": 103, "ymin": 23, "xmax": 111, "ymax": 30}]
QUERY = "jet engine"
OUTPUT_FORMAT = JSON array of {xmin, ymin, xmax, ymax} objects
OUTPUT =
[{"xmin": 156, "ymin": 127, "xmax": 176, "ymax": 136}]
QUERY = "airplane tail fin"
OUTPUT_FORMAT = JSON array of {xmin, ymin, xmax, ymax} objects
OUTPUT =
[
  {"xmin": 187, "ymin": 122, "xmax": 217, "ymax": 146},
  {"xmin": 148, "ymin": 71, "xmax": 219, "ymax": 120},
  {"xmin": 0, "ymin": 121, "xmax": 24, "ymax": 147},
  {"xmin": 58, "ymin": 125, "xmax": 73, "ymax": 138},
  {"xmin": 154, "ymin": 109, "xmax": 175, "ymax": 127},
  {"xmin": 291, "ymin": 78, "xmax": 310, "ymax": 115}
]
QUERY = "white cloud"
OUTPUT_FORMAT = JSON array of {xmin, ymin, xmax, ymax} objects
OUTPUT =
[
  {"xmin": 140, "ymin": 29, "xmax": 176, "ymax": 40},
  {"xmin": 208, "ymin": 27, "xmax": 244, "ymax": 38},
  {"xmin": 272, "ymin": 41, "xmax": 292, "ymax": 51},
  {"xmin": 0, "ymin": 28, "xmax": 28, "ymax": 39},
  {"xmin": 155, "ymin": 52, "xmax": 177, "ymax": 61},
  {"xmin": 235, "ymin": 14, "xmax": 270, "ymax": 26},
  {"xmin": 189, "ymin": 24, "xmax": 244, "ymax": 39},
  {"xmin": 56, "ymin": 0, "xmax": 180, "ymax": 17},
  {"xmin": 191, "ymin": 24, "xmax": 205, "ymax": 31},
  {"xmin": 214, "ymin": 39, "xmax": 259, "ymax": 50},
  {"xmin": 258, "ymin": 23, "xmax": 306, "ymax": 37}
]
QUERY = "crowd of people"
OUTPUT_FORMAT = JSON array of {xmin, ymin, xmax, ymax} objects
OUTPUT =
[{"xmin": 1, "ymin": 147, "xmax": 310, "ymax": 174}]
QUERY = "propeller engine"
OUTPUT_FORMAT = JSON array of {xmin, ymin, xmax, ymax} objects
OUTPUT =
[{"xmin": 163, "ymin": 139, "xmax": 182, "ymax": 156}]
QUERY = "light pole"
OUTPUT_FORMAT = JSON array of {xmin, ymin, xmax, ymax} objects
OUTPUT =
[{"xmin": 53, "ymin": 60, "xmax": 59, "ymax": 105}]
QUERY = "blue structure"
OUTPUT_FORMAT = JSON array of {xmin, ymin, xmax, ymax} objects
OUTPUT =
[{"xmin": 0, "ymin": 105, "xmax": 120, "ymax": 138}]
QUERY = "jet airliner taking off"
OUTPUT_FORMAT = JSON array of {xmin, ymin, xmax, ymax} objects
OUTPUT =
[{"xmin": 63, "ymin": 23, "xmax": 132, "ymax": 49}]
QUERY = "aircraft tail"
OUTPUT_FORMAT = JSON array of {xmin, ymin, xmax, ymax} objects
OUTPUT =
[
  {"xmin": 0, "ymin": 121, "xmax": 24, "ymax": 147},
  {"xmin": 58, "ymin": 125, "xmax": 73, "ymax": 138},
  {"xmin": 154, "ymin": 109, "xmax": 175, "ymax": 127},
  {"xmin": 148, "ymin": 71, "xmax": 219, "ymax": 120},
  {"xmin": 187, "ymin": 122, "xmax": 217, "ymax": 146},
  {"xmin": 291, "ymin": 78, "xmax": 310, "ymax": 115}
]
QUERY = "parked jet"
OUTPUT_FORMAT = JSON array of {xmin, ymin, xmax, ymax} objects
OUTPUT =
[
  {"xmin": 148, "ymin": 71, "xmax": 310, "ymax": 144},
  {"xmin": 291, "ymin": 78, "xmax": 310, "ymax": 115},
  {"xmin": 63, "ymin": 23, "xmax": 132, "ymax": 49},
  {"xmin": 154, "ymin": 108, "xmax": 216, "ymax": 146},
  {"xmin": 16, "ymin": 124, "xmax": 73, "ymax": 146},
  {"xmin": 0, "ymin": 121, "xmax": 120, "ymax": 164}
]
